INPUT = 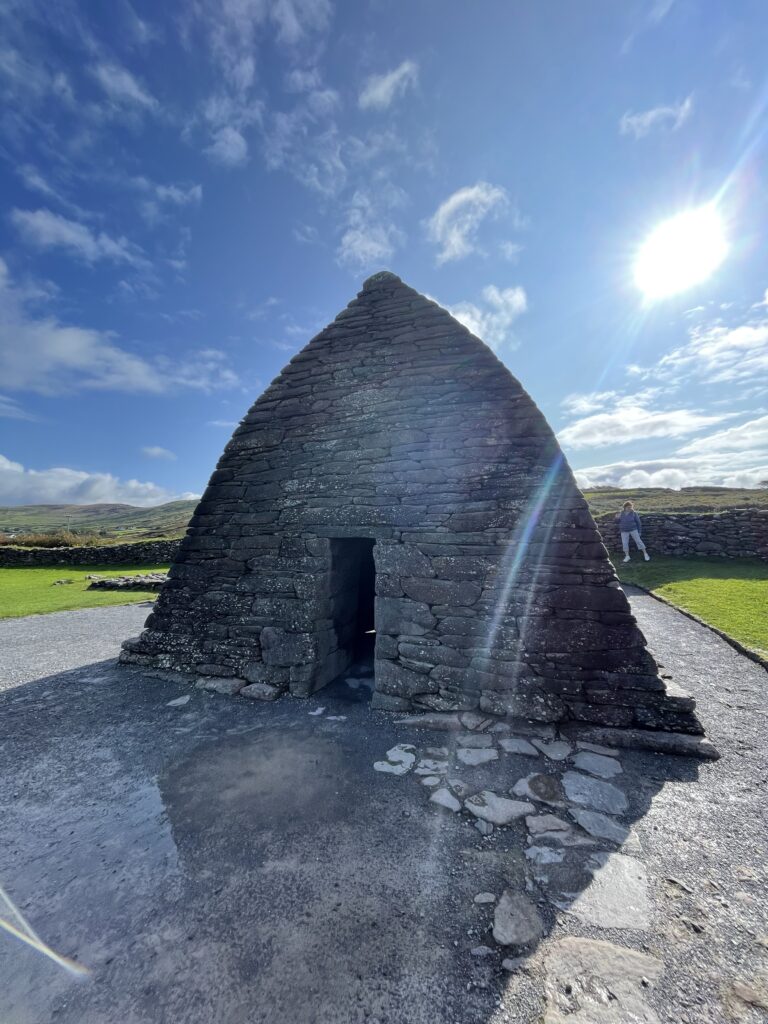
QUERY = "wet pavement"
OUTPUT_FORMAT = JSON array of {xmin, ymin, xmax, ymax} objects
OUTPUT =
[{"xmin": 0, "ymin": 592, "xmax": 767, "ymax": 1023}]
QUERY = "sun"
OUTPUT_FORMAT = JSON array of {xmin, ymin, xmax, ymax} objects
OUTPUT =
[{"xmin": 634, "ymin": 205, "xmax": 728, "ymax": 300}]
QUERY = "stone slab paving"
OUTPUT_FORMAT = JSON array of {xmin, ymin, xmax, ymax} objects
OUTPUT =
[{"xmin": 0, "ymin": 590, "xmax": 767, "ymax": 1023}]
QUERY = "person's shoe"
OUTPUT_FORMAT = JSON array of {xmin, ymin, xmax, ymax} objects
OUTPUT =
[
  {"xmin": 623, "ymin": 555, "xmax": 631, "ymax": 562},
  {"xmin": 643, "ymin": 552, "xmax": 651, "ymax": 561}
]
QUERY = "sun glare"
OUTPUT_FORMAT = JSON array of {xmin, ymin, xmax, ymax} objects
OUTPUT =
[{"xmin": 634, "ymin": 205, "xmax": 728, "ymax": 300}]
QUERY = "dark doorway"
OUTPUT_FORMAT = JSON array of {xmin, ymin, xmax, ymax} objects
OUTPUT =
[{"xmin": 329, "ymin": 537, "xmax": 376, "ymax": 661}]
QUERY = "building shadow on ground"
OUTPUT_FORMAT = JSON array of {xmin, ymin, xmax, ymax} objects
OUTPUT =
[{"xmin": 0, "ymin": 657, "xmax": 701, "ymax": 1024}]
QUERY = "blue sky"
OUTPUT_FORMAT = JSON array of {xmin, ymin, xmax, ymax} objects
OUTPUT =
[{"xmin": 1, "ymin": 0, "xmax": 767, "ymax": 506}]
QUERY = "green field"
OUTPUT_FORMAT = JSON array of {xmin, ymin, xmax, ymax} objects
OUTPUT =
[
  {"xmin": 0, "ymin": 565, "xmax": 168, "ymax": 619},
  {"xmin": 618, "ymin": 556, "xmax": 768, "ymax": 660}
]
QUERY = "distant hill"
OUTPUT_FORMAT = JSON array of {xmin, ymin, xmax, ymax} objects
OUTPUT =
[
  {"xmin": 0, "ymin": 488, "xmax": 765, "ymax": 541},
  {"xmin": 0, "ymin": 500, "xmax": 197, "ymax": 538},
  {"xmin": 583, "ymin": 486, "xmax": 768, "ymax": 515}
]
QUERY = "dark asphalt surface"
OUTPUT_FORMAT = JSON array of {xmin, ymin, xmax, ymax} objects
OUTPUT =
[{"xmin": 0, "ymin": 593, "xmax": 766, "ymax": 1023}]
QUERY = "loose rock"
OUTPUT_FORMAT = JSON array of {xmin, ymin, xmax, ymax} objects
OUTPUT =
[
  {"xmin": 542, "ymin": 936, "xmax": 662, "ymax": 1023},
  {"xmin": 499, "ymin": 736, "xmax": 539, "ymax": 757},
  {"xmin": 166, "ymin": 695, "xmax": 191, "ymax": 707},
  {"xmin": 561, "ymin": 771, "xmax": 628, "ymax": 815},
  {"xmin": 568, "ymin": 809, "xmax": 630, "ymax": 845},
  {"xmin": 464, "ymin": 791, "xmax": 534, "ymax": 825},
  {"xmin": 430, "ymin": 787, "xmax": 462, "ymax": 813},
  {"xmin": 533, "ymin": 740, "xmax": 572, "ymax": 761},
  {"xmin": 572, "ymin": 751, "xmax": 623, "ymax": 779},
  {"xmin": 457, "ymin": 747, "xmax": 498, "ymax": 767},
  {"xmin": 512, "ymin": 773, "xmax": 566, "ymax": 807},
  {"xmin": 473, "ymin": 892, "xmax": 496, "ymax": 904},
  {"xmin": 566, "ymin": 853, "xmax": 649, "ymax": 930},
  {"xmin": 492, "ymin": 890, "xmax": 545, "ymax": 947}
]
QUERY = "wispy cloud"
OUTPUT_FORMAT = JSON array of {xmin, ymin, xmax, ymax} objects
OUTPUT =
[
  {"xmin": 10, "ymin": 208, "xmax": 148, "ymax": 268},
  {"xmin": 336, "ymin": 185, "xmax": 406, "ymax": 270},
  {"xmin": 0, "ymin": 453, "xmax": 196, "ymax": 506},
  {"xmin": 358, "ymin": 60, "xmax": 418, "ymax": 111},
  {"xmin": 205, "ymin": 125, "xmax": 250, "ymax": 166},
  {"xmin": 141, "ymin": 445, "xmax": 177, "ymax": 460},
  {"xmin": 558, "ymin": 395, "xmax": 727, "ymax": 449},
  {"xmin": 440, "ymin": 284, "xmax": 527, "ymax": 350},
  {"xmin": 92, "ymin": 62, "xmax": 158, "ymax": 111},
  {"xmin": 677, "ymin": 414, "xmax": 768, "ymax": 456},
  {"xmin": 0, "ymin": 259, "xmax": 238, "ymax": 396},
  {"xmin": 427, "ymin": 182, "xmax": 509, "ymax": 264},
  {"xmin": 620, "ymin": 95, "xmax": 693, "ymax": 138},
  {"xmin": 0, "ymin": 395, "xmax": 35, "ymax": 421}
]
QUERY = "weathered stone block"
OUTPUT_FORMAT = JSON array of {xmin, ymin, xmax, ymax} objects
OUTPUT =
[
  {"xmin": 402, "ymin": 578, "xmax": 482, "ymax": 607},
  {"xmin": 260, "ymin": 628, "xmax": 315, "ymax": 666},
  {"xmin": 375, "ymin": 597, "xmax": 436, "ymax": 636}
]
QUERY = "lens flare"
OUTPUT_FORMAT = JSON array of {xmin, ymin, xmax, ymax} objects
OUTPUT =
[{"xmin": 634, "ymin": 205, "xmax": 728, "ymax": 300}]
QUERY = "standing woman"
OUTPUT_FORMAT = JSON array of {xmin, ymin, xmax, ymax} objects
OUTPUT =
[{"xmin": 616, "ymin": 500, "xmax": 651, "ymax": 563}]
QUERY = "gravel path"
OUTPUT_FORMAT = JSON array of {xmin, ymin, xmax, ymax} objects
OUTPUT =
[
  {"xmin": 0, "ymin": 603, "xmax": 152, "ymax": 691},
  {"xmin": 0, "ymin": 593, "xmax": 766, "ymax": 1024}
]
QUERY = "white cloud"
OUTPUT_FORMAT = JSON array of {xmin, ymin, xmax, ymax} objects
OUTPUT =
[
  {"xmin": 440, "ymin": 284, "xmax": 527, "ymax": 351},
  {"xmin": 558, "ymin": 400, "xmax": 726, "ymax": 449},
  {"xmin": 285, "ymin": 67, "xmax": 321, "ymax": 92},
  {"xmin": 573, "ymin": 451, "xmax": 768, "ymax": 490},
  {"xmin": 677, "ymin": 414, "xmax": 768, "ymax": 455},
  {"xmin": 92, "ymin": 62, "xmax": 158, "ymax": 110},
  {"xmin": 11, "ymin": 208, "xmax": 148, "ymax": 268},
  {"xmin": 205, "ymin": 125, "xmax": 249, "ymax": 166},
  {"xmin": 208, "ymin": 419, "xmax": 239, "ymax": 428},
  {"xmin": 270, "ymin": 0, "xmax": 332, "ymax": 44},
  {"xmin": 263, "ymin": 112, "xmax": 346, "ymax": 194},
  {"xmin": 358, "ymin": 60, "xmax": 418, "ymax": 111},
  {"xmin": 561, "ymin": 390, "xmax": 621, "ymax": 416},
  {"xmin": 133, "ymin": 177, "xmax": 202, "ymax": 206},
  {"xmin": 0, "ymin": 395, "xmax": 34, "ymax": 420},
  {"xmin": 0, "ymin": 453, "xmax": 196, "ymax": 506},
  {"xmin": 141, "ymin": 445, "xmax": 177, "ymax": 460},
  {"xmin": 427, "ymin": 182, "xmax": 508, "ymax": 264},
  {"xmin": 499, "ymin": 240, "xmax": 523, "ymax": 262},
  {"xmin": 0, "ymin": 258, "xmax": 238, "ymax": 395},
  {"xmin": 336, "ymin": 186, "xmax": 406, "ymax": 270},
  {"xmin": 656, "ymin": 317, "xmax": 768, "ymax": 386},
  {"xmin": 620, "ymin": 95, "xmax": 692, "ymax": 138}
]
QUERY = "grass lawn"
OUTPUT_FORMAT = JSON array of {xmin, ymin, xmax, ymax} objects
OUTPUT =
[
  {"xmin": 0, "ymin": 565, "xmax": 168, "ymax": 619},
  {"xmin": 617, "ymin": 556, "xmax": 768, "ymax": 660}
]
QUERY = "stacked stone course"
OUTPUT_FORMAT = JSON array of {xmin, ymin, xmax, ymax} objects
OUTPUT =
[{"xmin": 121, "ymin": 271, "xmax": 703, "ymax": 738}]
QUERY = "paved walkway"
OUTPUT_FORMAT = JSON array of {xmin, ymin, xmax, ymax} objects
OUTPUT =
[{"xmin": 0, "ymin": 594, "xmax": 766, "ymax": 1023}]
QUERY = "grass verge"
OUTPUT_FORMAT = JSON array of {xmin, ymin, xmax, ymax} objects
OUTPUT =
[
  {"xmin": 0, "ymin": 565, "xmax": 168, "ymax": 619},
  {"xmin": 617, "ymin": 556, "xmax": 768, "ymax": 660}
]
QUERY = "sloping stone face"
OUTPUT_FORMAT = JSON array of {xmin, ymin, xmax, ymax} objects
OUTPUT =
[{"xmin": 120, "ymin": 271, "xmax": 702, "ymax": 735}]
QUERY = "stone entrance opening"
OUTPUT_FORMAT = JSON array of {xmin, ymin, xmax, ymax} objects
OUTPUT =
[{"xmin": 329, "ymin": 538, "xmax": 376, "ymax": 668}]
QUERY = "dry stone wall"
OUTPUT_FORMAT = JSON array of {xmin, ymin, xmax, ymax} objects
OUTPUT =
[
  {"xmin": 121, "ymin": 272, "xmax": 702, "ymax": 737},
  {"xmin": 596, "ymin": 509, "xmax": 768, "ymax": 561},
  {"xmin": 0, "ymin": 540, "xmax": 180, "ymax": 567}
]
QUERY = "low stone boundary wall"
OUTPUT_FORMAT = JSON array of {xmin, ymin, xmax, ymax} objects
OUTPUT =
[
  {"xmin": 0, "ymin": 539, "xmax": 181, "ymax": 567},
  {"xmin": 595, "ymin": 509, "xmax": 768, "ymax": 562}
]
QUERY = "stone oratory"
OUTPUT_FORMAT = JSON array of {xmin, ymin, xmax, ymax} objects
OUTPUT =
[{"xmin": 122, "ymin": 271, "xmax": 705, "ymax": 745}]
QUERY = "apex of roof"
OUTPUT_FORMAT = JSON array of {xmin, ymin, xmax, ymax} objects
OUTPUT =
[{"xmin": 361, "ymin": 270, "xmax": 402, "ymax": 290}]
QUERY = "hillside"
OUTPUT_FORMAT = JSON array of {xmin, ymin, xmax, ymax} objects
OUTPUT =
[
  {"xmin": 582, "ymin": 486, "xmax": 768, "ymax": 515},
  {"xmin": 0, "ymin": 500, "xmax": 197, "ymax": 539},
  {"xmin": 0, "ymin": 487, "xmax": 765, "ymax": 542}
]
